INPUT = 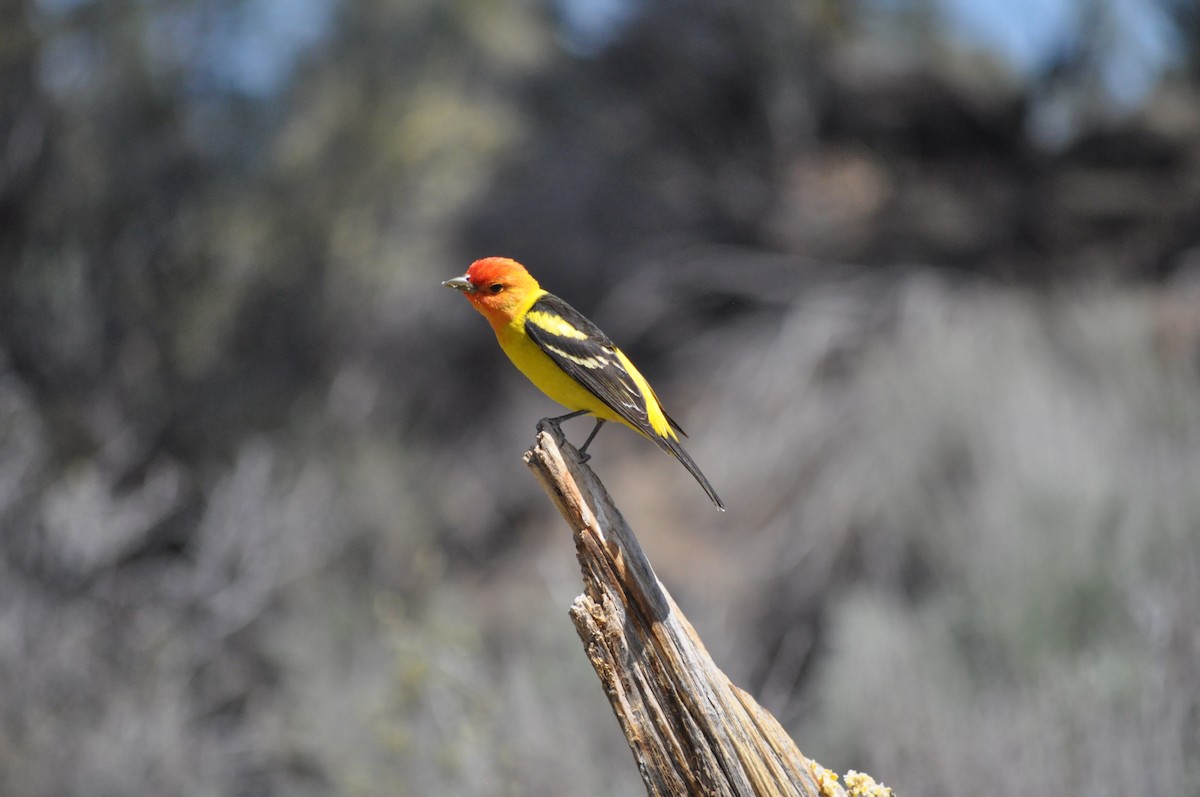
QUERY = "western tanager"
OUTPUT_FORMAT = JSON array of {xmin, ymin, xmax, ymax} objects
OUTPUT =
[{"xmin": 443, "ymin": 257, "xmax": 724, "ymax": 510}]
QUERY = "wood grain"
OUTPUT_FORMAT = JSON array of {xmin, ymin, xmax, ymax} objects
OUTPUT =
[{"xmin": 524, "ymin": 420, "xmax": 882, "ymax": 797}]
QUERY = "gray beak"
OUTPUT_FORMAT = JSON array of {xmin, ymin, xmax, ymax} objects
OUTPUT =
[{"xmin": 442, "ymin": 276, "xmax": 474, "ymax": 292}]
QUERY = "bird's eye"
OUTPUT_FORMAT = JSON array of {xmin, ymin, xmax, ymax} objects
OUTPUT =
[{"xmin": 488, "ymin": 283, "xmax": 504, "ymax": 294}]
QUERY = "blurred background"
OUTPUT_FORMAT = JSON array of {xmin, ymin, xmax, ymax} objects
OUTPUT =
[{"xmin": 2, "ymin": 0, "xmax": 1199, "ymax": 794}]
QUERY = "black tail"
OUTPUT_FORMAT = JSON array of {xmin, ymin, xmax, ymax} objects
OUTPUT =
[{"xmin": 657, "ymin": 434, "xmax": 725, "ymax": 511}]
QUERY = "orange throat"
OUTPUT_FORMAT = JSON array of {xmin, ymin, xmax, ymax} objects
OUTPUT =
[{"xmin": 468, "ymin": 297, "xmax": 516, "ymax": 337}]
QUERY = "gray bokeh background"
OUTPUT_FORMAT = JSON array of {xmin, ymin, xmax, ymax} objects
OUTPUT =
[{"xmin": 2, "ymin": 0, "xmax": 1198, "ymax": 794}]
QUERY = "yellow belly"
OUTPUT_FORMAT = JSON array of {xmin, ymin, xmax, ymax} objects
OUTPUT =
[{"xmin": 495, "ymin": 320, "xmax": 623, "ymax": 423}]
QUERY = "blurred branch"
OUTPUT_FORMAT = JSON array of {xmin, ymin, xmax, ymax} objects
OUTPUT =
[{"xmin": 524, "ymin": 423, "xmax": 888, "ymax": 797}]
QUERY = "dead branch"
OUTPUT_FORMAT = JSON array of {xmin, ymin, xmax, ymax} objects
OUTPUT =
[{"xmin": 524, "ymin": 422, "xmax": 891, "ymax": 797}]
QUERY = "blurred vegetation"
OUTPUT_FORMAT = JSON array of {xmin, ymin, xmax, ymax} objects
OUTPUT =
[{"xmin": 1, "ymin": 0, "xmax": 1198, "ymax": 794}]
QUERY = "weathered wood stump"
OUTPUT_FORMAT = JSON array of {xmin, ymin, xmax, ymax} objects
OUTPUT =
[{"xmin": 524, "ymin": 421, "xmax": 891, "ymax": 797}]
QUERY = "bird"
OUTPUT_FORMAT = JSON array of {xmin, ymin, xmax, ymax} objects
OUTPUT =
[{"xmin": 443, "ymin": 256, "xmax": 724, "ymax": 510}]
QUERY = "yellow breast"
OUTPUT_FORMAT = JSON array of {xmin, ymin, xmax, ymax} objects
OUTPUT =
[{"xmin": 494, "ymin": 318, "xmax": 623, "ymax": 423}]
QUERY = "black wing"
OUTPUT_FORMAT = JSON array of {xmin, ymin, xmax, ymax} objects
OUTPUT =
[
  {"xmin": 524, "ymin": 293, "xmax": 672, "ymax": 438},
  {"xmin": 525, "ymin": 293, "xmax": 722, "ymax": 509}
]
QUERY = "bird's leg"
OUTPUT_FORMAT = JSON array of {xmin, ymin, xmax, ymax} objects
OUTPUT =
[
  {"xmin": 544, "ymin": 409, "xmax": 590, "ymax": 425},
  {"xmin": 577, "ymin": 419, "xmax": 606, "ymax": 462},
  {"xmin": 538, "ymin": 410, "xmax": 604, "ymax": 462},
  {"xmin": 540, "ymin": 412, "xmax": 585, "ymax": 451}
]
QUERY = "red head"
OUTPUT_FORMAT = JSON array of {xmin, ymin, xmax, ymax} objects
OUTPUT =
[{"xmin": 443, "ymin": 257, "xmax": 542, "ymax": 328}]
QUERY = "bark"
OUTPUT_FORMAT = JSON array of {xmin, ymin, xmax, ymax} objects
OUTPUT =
[{"xmin": 524, "ymin": 421, "xmax": 890, "ymax": 797}]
